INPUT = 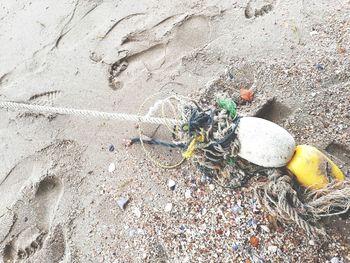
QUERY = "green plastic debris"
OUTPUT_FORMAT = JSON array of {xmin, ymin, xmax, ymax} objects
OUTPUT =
[
  {"xmin": 226, "ymin": 157, "xmax": 236, "ymax": 165},
  {"xmin": 217, "ymin": 98, "xmax": 237, "ymax": 119}
]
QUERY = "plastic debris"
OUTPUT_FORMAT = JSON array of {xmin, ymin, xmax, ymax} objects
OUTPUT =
[
  {"xmin": 217, "ymin": 98, "xmax": 237, "ymax": 118},
  {"xmin": 117, "ymin": 197, "xmax": 129, "ymax": 210},
  {"xmin": 108, "ymin": 162, "xmax": 116, "ymax": 173},
  {"xmin": 182, "ymin": 134, "xmax": 205, "ymax": 159},
  {"xmin": 287, "ymin": 145, "xmax": 345, "ymax": 189},
  {"xmin": 185, "ymin": 189, "xmax": 191, "ymax": 199},
  {"xmin": 237, "ymin": 117, "xmax": 296, "ymax": 167},
  {"xmin": 127, "ymin": 89, "xmax": 350, "ymax": 241},
  {"xmin": 240, "ymin": 88, "xmax": 254, "ymax": 102}
]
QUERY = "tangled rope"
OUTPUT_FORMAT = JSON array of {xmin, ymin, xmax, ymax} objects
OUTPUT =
[
  {"xmin": 255, "ymin": 170, "xmax": 326, "ymax": 238},
  {"xmin": 133, "ymin": 94, "xmax": 242, "ymax": 170},
  {"xmin": 135, "ymin": 94, "xmax": 193, "ymax": 169},
  {"xmin": 304, "ymin": 180, "xmax": 350, "ymax": 218}
]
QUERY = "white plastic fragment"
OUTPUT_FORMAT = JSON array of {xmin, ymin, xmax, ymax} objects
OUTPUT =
[
  {"xmin": 185, "ymin": 189, "xmax": 191, "ymax": 199},
  {"xmin": 237, "ymin": 117, "xmax": 296, "ymax": 167},
  {"xmin": 108, "ymin": 162, "xmax": 116, "ymax": 173}
]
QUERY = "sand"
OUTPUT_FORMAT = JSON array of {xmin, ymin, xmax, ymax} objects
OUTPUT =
[{"xmin": 0, "ymin": 0, "xmax": 350, "ymax": 262}]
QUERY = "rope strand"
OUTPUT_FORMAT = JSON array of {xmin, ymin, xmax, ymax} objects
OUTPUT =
[{"xmin": 0, "ymin": 101, "xmax": 182, "ymax": 126}]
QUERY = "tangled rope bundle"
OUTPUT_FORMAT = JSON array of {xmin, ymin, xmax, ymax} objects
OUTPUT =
[
  {"xmin": 132, "ymin": 94, "xmax": 242, "ymax": 172},
  {"xmin": 133, "ymin": 94, "xmax": 350, "ymax": 239},
  {"xmin": 255, "ymin": 170, "xmax": 326, "ymax": 237}
]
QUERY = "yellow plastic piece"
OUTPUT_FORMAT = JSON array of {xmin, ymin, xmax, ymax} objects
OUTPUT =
[
  {"xmin": 287, "ymin": 145, "xmax": 345, "ymax": 189},
  {"xmin": 182, "ymin": 132, "xmax": 205, "ymax": 159}
]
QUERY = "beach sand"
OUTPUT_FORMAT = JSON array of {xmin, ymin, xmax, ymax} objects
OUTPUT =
[{"xmin": 1, "ymin": 0, "xmax": 350, "ymax": 262}]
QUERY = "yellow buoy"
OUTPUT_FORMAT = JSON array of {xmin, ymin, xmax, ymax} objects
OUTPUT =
[{"xmin": 287, "ymin": 145, "xmax": 345, "ymax": 189}]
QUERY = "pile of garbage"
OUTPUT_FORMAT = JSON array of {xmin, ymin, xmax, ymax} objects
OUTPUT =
[{"xmin": 131, "ymin": 91, "xmax": 350, "ymax": 238}]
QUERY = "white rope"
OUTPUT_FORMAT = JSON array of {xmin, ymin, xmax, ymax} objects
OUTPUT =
[{"xmin": 0, "ymin": 101, "xmax": 183, "ymax": 126}]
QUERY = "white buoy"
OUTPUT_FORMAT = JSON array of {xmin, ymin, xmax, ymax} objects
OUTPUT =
[{"xmin": 237, "ymin": 117, "xmax": 295, "ymax": 167}]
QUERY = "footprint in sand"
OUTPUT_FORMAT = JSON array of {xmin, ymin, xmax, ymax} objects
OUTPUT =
[
  {"xmin": 1, "ymin": 140, "xmax": 81, "ymax": 262},
  {"xmin": 107, "ymin": 14, "xmax": 211, "ymax": 90},
  {"xmin": 2, "ymin": 176, "xmax": 65, "ymax": 262},
  {"xmin": 245, "ymin": 0, "xmax": 277, "ymax": 19}
]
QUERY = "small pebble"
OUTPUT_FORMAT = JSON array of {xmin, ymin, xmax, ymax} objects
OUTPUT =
[
  {"xmin": 231, "ymin": 204, "xmax": 242, "ymax": 214},
  {"xmin": 117, "ymin": 197, "xmax": 129, "ymax": 210},
  {"xmin": 248, "ymin": 218, "xmax": 258, "ymax": 228},
  {"xmin": 137, "ymin": 228, "xmax": 145, "ymax": 235},
  {"xmin": 250, "ymin": 236, "xmax": 259, "ymax": 247},
  {"xmin": 108, "ymin": 163, "xmax": 116, "ymax": 173},
  {"xmin": 109, "ymin": 144, "xmax": 115, "ymax": 152},
  {"xmin": 185, "ymin": 189, "xmax": 191, "ymax": 199},
  {"xmin": 216, "ymin": 229, "xmax": 224, "ymax": 235},
  {"xmin": 309, "ymin": 239, "xmax": 316, "ymax": 246},
  {"xmin": 167, "ymin": 179, "xmax": 176, "ymax": 190},
  {"xmin": 232, "ymin": 243, "xmax": 239, "ymax": 251},
  {"xmin": 314, "ymin": 63, "xmax": 324, "ymax": 70},
  {"xmin": 164, "ymin": 203, "xmax": 173, "ymax": 212},
  {"xmin": 200, "ymin": 175, "xmax": 208, "ymax": 183},
  {"xmin": 260, "ymin": 225, "xmax": 270, "ymax": 233},
  {"xmin": 128, "ymin": 229, "xmax": 135, "ymax": 237},
  {"xmin": 209, "ymin": 184, "xmax": 215, "ymax": 191},
  {"xmin": 268, "ymin": 245, "xmax": 278, "ymax": 253}
]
